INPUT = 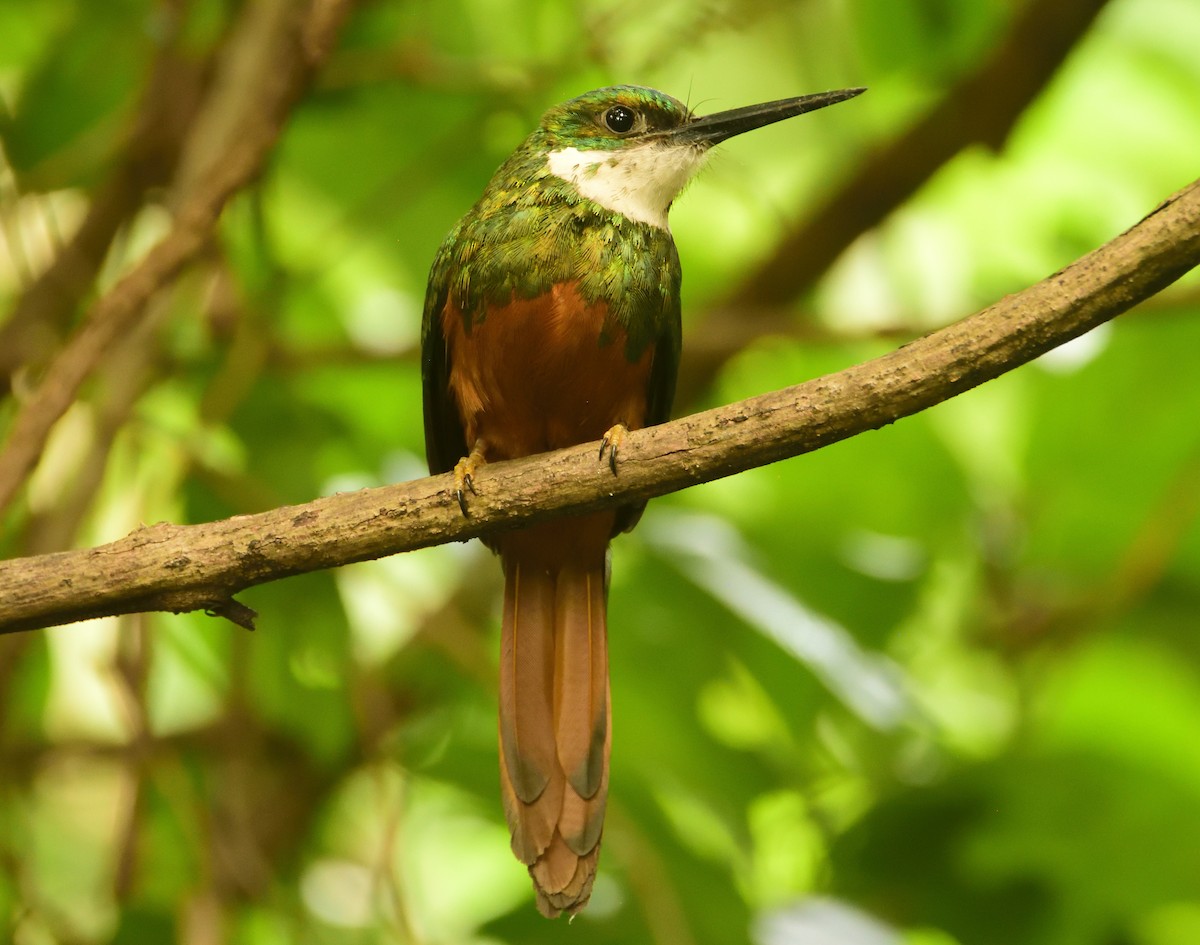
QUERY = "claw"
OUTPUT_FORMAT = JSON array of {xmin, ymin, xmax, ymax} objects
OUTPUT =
[
  {"xmin": 454, "ymin": 470, "xmax": 475, "ymax": 516},
  {"xmin": 599, "ymin": 423, "xmax": 628, "ymax": 475},
  {"xmin": 453, "ymin": 443, "xmax": 486, "ymax": 516}
]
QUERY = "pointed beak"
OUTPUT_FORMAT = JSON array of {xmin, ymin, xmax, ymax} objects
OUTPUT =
[{"xmin": 662, "ymin": 87, "xmax": 866, "ymax": 146}]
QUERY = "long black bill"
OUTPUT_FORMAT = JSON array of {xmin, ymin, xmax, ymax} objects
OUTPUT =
[{"xmin": 664, "ymin": 87, "xmax": 866, "ymax": 146}]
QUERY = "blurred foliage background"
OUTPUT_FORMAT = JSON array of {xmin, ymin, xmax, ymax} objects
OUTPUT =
[{"xmin": 2, "ymin": 0, "xmax": 1200, "ymax": 943}]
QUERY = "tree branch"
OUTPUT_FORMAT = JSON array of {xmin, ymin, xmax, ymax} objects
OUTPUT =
[
  {"xmin": 0, "ymin": 0, "xmax": 358, "ymax": 516},
  {"xmin": 1, "ymin": 177, "xmax": 1198, "ymax": 635}
]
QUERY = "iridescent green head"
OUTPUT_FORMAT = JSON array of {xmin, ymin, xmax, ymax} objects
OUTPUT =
[{"xmin": 537, "ymin": 86, "xmax": 693, "ymax": 152}]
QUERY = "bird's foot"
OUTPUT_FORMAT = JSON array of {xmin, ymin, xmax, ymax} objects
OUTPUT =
[
  {"xmin": 599, "ymin": 424, "xmax": 628, "ymax": 475},
  {"xmin": 453, "ymin": 444, "xmax": 487, "ymax": 515}
]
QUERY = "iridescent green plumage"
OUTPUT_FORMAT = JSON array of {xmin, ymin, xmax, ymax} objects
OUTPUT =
[{"xmin": 428, "ymin": 189, "xmax": 681, "ymax": 359}]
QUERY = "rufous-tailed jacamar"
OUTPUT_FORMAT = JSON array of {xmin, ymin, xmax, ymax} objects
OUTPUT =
[{"xmin": 422, "ymin": 84, "xmax": 864, "ymax": 916}]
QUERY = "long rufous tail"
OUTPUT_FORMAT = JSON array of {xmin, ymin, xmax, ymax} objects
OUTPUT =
[{"xmin": 497, "ymin": 515, "xmax": 611, "ymax": 917}]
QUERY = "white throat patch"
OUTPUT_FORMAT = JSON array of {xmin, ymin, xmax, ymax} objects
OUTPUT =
[{"xmin": 546, "ymin": 144, "xmax": 707, "ymax": 229}]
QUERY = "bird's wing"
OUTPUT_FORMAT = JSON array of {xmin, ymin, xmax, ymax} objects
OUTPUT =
[
  {"xmin": 644, "ymin": 295, "xmax": 681, "ymax": 429},
  {"xmin": 612, "ymin": 247, "xmax": 682, "ymax": 536},
  {"xmin": 421, "ymin": 239, "xmax": 470, "ymax": 475}
]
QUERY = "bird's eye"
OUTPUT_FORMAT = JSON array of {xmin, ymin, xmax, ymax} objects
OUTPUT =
[{"xmin": 603, "ymin": 105, "xmax": 636, "ymax": 134}]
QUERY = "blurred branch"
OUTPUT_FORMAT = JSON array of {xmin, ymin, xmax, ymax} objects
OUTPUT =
[
  {"xmin": 1, "ymin": 176, "xmax": 1198, "ymax": 634},
  {"xmin": 730, "ymin": 0, "xmax": 1111, "ymax": 307},
  {"xmin": 19, "ymin": 292, "xmax": 171, "ymax": 555},
  {"xmin": 1098, "ymin": 443, "xmax": 1200, "ymax": 610},
  {"xmin": 0, "ymin": 0, "xmax": 359, "ymax": 516},
  {"xmin": 0, "ymin": 0, "xmax": 208, "ymax": 397},
  {"xmin": 0, "ymin": 707, "xmax": 337, "ymax": 886},
  {"xmin": 607, "ymin": 802, "xmax": 698, "ymax": 945},
  {"xmin": 111, "ymin": 614, "xmax": 152, "ymax": 902},
  {"xmin": 998, "ymin": 440, "xmax": 1200, "ymax": 647},
  {"xmin": 680, "ymin": 0, "xmax": 1113, "ymax": 402}
]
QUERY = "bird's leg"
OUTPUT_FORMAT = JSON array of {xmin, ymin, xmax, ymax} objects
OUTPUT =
[
  {"xmin": 454, "ymin": 440, "xmax": 488, "ymax": 515},
  {"xmin": 598, "ymin": 423, "xmax": 628, "ymax": 475}
]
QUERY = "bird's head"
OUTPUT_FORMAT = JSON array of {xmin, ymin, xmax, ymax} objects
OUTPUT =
[{"xmin": 528, "ymin": 84, "xmax": 865, "ymax": 229}]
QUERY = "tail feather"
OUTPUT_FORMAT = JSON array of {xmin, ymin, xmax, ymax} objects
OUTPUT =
[
  {"xmin": 498, "ymin": 519, "xmax": 611, "ymax": 918},
  {"xmin": 553, "ymin": 564, "xmax": 608, "ymax": 800},
  {"xmin": 531, "ymin": 838, "xmax": 600, "ymax": 917},
  {"xmin": 498, "ymin": 563, "xmax": 557, "ymax": 805},
  {"xmin": 498, "ymin": 726, "xmax": 558, "ymax": 863}
]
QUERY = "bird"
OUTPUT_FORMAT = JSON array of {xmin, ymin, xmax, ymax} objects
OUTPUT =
[{"xmin": 421, "ymin": 83, "xmax": 864, "ymax": 917}]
